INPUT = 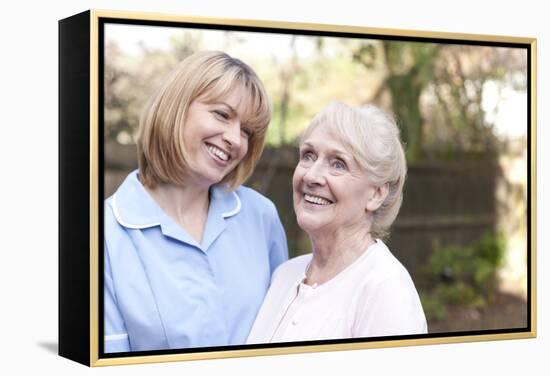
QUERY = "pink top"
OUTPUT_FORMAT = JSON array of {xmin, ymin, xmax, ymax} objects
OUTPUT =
[{"xmin": 247, "ymin": 240, "xmax": 427, "ymax": 343}]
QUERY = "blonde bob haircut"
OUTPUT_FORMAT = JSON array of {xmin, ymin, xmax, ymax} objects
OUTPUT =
[
  {"xmin": 137, "ymin": 50, "xmax": 272, "ymax": 190},
  {"xmin": 301, "ymin": 101, "xmax": 407, "ymax": 240}
]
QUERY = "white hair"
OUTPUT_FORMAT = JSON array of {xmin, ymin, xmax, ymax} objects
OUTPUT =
[{"xmin": 301, "ymin": 101, "xmax": 407, "ymax": 239}]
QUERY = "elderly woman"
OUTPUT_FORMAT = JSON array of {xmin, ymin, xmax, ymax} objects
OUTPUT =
[
  {"xmin": 104, "ymin": 51, "xmax": 288, "ymax": 353},
  {"xmin": 247, "ymin": 101, "xmax": 426, "ymax": 343}
]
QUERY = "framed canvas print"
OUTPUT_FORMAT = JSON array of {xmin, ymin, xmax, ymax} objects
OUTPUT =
[{"xmin": 59, "ymin": 9, "xmax": 537, "ymax": 367}]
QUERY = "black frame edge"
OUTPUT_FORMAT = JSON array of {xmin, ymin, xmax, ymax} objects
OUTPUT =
[{"xmin": 59, "ymin": 10, "xmax": 91, "ymax": 367}]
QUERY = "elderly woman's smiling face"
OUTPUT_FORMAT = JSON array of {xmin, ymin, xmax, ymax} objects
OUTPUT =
[{"xmin": 293, "ymin": 125, "xmax": 382, "ymax": 236}]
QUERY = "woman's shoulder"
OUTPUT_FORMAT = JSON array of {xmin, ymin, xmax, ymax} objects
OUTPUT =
[
  {"xmin": 103, "ymin": 194, "xmax": 132, "ymax": 249},
  {"xmin": 359, "ymin": 240, "xmax": 415, "ymax": 286},
  {"xmin": 103, "ymin": 196, "xmax": 118, "ymax": 226},
  {"xmin": 232, "ymin": 185, "xmax": 280, "ymax": 216},
  {"xmin": 272, "ymin": 253, "xmax": 312, "ymax": 282},
  {"xmin": 103, "ymin": 170, "xmax": 138, "ymax": 221},
  {"xmin": 235, "ymin": 185, "xmax": 274, "ymax": 205},
  {"xmin": 103, "ymin": 171, "xmax": 153, "ymax": 239}
]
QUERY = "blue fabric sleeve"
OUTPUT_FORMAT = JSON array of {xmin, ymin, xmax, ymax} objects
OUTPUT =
[
  {"xmin": 104, "ymin": 240, "xmax": 131, "ymax": 353},
  {"xmin": 267, "ymin": 203, "xmax": 289, "ymax": 274}
]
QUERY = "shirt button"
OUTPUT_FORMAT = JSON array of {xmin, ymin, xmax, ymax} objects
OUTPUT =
[{"xmin": 292, "ymin": 319, "xmax": 297, "ymax": 326}]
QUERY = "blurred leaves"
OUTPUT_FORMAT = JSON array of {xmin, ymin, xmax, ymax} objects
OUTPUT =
[
  {"xmin": 104, "ymin": 31, "xmax": 202, "ymax": 144},
  {"xmin": 420, "ymin": 232, "xmax": 506, "ymax": 321},
  {"xmin": 104, "ymin": 29, "xmax": 527, "ymax": 162}
]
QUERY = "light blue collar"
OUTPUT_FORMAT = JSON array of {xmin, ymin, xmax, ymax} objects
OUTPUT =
[{"xmin": 112, "ymin": 170, "xmax": 241, "ymax": 251}]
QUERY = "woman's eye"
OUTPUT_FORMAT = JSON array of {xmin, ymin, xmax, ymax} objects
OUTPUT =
[
  {"xmin": 213, "ymin": 110, "xmax": 229, "ymax": 120},
  {"xmin": 301, "ymin": 151, "xmax": 315, "ymax": 161},
  {"xmin": 241, "ymin": 127, "xmax": 253, "ymax": 138},
  {"xmin": 333, "ymin": 160, "xmax": 347, "ymax": 170}
]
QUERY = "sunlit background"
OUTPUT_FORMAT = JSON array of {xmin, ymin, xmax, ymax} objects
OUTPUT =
[{"xmin": 104, "ymin": 23, "xmax": 529, "ymax": 335}]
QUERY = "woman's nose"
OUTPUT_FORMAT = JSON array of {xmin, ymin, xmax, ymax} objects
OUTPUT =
[
  {"xmin": 222, "ymin": 121, "xmax": 242, "ymax": 148},
  {"xmin": 302, "ymin": 161, "xmax": 326, "ymax": 185}
]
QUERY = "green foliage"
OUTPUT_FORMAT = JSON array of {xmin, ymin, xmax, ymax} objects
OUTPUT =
[
  {"xmin": 104, "ymin": 28, "xmax": 527, "ymax": 161},
  {"xmin": 104, "ymin": 32, "xmax": 202, "ymax": 143},
  {"xmin": 437, "ymin": 282, "xmax": 484, "ymax": 307},
  {"xmin": 354, "ymin": 41, "xmax": 441, "ymax": 162},
  {"xmin": 420, "ymin": 233, "xmax": 505, "ymax": 321},
  {"xmin": 419, "ymin": 292, "xmax": 447, "ymax": 322}
]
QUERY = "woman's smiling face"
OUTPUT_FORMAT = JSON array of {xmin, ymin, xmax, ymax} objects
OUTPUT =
[
  {"xmin": 182, "ymin": 86, "xmax": 253, "ymax": 188},
  {"xmin": 292, "ymin": 125, "xmax": 378, "ymax": 236}
]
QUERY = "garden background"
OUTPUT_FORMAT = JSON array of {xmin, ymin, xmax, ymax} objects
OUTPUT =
[{"xmin": 104, "ymin": 23, "xmax": 529, "ymax": 334}]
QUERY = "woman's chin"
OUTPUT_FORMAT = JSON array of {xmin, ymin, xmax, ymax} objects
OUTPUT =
[
  {"xmin": 187, "ymin": 167, "xmax": 226, "ymax": 187},
  {"xmin": 296, "ymin": 215, "xmax": 326, "ymax": 235}
]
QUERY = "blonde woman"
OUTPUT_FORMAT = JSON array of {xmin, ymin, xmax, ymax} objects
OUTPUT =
[
  {"xmin": 247, "ymin": 101, "xmax": 426, "ymax": 343},
  {"xmin": 104, "ymin": 51, "xmax": 288, "ymax": 352}
]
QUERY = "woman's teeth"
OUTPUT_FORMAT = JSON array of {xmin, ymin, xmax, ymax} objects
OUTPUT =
[
  {"xmin": 304, "ymin": 194, "xmax": 332, "ymax": 205},
  {"xmin": 207, "ymin": 145, "xmax": 229, "ymax": 161}
]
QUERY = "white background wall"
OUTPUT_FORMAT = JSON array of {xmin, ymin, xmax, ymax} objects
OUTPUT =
[{"xmin": 1, "ymin": 0, "xmax": 546, "ymax": 374}]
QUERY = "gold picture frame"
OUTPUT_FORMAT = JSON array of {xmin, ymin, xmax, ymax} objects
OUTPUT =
[{"xmin": 59, "ymin": 9, "xmax": 536, "ymax": 367}]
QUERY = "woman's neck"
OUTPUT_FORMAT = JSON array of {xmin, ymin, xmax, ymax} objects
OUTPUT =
[
  {"xmin": 146, "ymin": 182, "xmax": 211, "ymax": 244},
  {"xmin": 306, "ymin": 224, "xmax": 375, "ymax": 286}
]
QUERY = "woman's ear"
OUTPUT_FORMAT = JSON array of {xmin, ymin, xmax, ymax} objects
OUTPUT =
[{"xmin": 366, "ymin": 183, "xmax": 389, "ymax": 212}]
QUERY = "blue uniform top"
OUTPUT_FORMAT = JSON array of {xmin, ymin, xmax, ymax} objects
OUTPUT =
[{"xmin": 104, "ymin": 170, "xmax": 289, "ymax": 353}]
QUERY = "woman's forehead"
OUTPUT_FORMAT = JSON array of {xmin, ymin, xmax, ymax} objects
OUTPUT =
[
  {"xmin": 201, "ymin": 85, "xmax": 257, "ymax": 116},
  {"xmin": 305, "ymin": 124, "xmax": 348, "ymax": 144},
  {"xmin": 303, "ymin": 125, "xmax": 367, "ymax": 163},
  {"xmin": 303, "ymin": 129, "xmax": 349, "ymax": 152}
]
